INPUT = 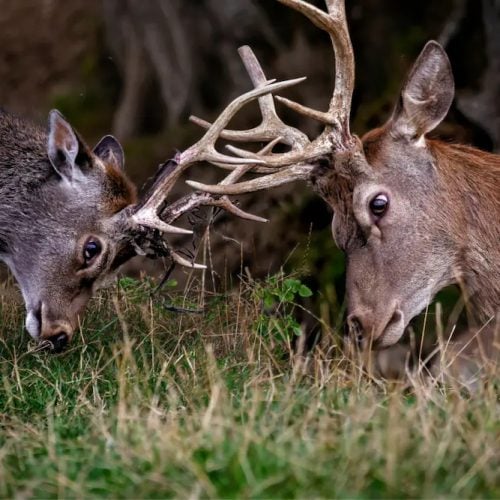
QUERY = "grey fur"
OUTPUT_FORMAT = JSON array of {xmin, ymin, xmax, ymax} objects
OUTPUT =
[{"xmin": 0, "ymin": 109, "xmax": 135, "ymax": 345}]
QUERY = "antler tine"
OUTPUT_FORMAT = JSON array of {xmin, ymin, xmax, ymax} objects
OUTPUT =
[
  {"xmin": 190, "ymin": 46, "xmax": 310, "ymax": 149},
  {"xmin": 239, "ymin": 45, "xmax": 310, "ymax": 148},
  {"xmin": 186, "ymin": 163, "xmax": 314, "ymax": 195},
  {"xmin": 186, "ymin": 133, "xmax": 314, "ymax": 196},
  {"xmin": 220, "ymin": 137, "xmax": 283, "ymax": 185},
  {"xmin": 159, "ymin": 138, "xmax": 283, "ymax": 230},
  {"xmin": 132, "ymin": 75, "xmax": 305, "ymax": 232},
  {"xmin": 276, "ymin": 0, "xmax": 355, "ymax": 143},
  {"xmin": 184, "ymin": 76, "xmax": 306, "ymax": 161}
]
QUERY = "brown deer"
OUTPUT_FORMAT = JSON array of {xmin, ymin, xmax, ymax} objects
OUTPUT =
[
  {"xmin": 184, "ymin": 0, "xmax": 500, "ymax": 376},
  {"xmin": 0, "ymin": 82, "xmax": 298, "ymax": 351}
]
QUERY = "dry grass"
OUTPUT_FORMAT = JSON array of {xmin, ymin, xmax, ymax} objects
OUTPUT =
[{"xmin": 0, "ymin": 274, "xmax": 498, "ymax": 498}]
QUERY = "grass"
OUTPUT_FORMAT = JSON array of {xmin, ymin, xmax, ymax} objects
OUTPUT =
[{"xmin": 0, "ymin": 274, "xmax": 498, "ymax": 498}]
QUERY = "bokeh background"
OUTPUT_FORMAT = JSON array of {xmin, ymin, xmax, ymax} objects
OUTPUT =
[{"xmin": 0, "ymin": 0, "xmax": 498, "ymax": 317}]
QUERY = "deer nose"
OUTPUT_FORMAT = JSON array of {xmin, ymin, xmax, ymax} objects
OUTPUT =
[
  {"xmin": 47, "ymin": 332, "xmax": 69, "ymax": 353},
  {"xmin": 346, "ymin": 314, "xmax": 366, "ymax": 348},
  {"xmin": 347, "ymin": 307, "xmax": 405, "ymax": 349},
  {"xmin": 39, "ymin": 310, "xmax": 73, "ymax": 353}
]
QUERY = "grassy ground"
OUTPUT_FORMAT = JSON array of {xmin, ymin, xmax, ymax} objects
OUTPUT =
[{"xmin": 0, "ymin": 274, "xmax": 498, "ymax": 498}]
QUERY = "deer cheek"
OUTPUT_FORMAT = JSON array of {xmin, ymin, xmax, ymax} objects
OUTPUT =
[{"xmin": 331, "ymin": 214, "xmax": 346, "ymax": 250}]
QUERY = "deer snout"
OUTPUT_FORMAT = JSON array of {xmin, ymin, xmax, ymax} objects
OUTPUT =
[
  {"xmin": 25, "ymin": 304, "xmax": 74, "ymax": 352},
  {"xmin": 347, "ymin": 306, "xmax": 405, "ymax": 350},
  {"xmin": 41, "ymin": 319, "xmax": 73, "ymax": 353},
  {"xmin": 46, "ymin": 332, "xmax": 69, "ymax": 353}
]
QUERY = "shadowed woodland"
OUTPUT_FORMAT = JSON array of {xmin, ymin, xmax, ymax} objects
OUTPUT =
[{"xmin": 0, "ymin": 0, "xmax": 498, "ymax": 313}]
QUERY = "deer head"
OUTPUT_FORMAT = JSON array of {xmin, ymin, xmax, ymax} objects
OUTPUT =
[
  {"xmin": 184, "ymin": 0, "xmax": 496, "ymax": 351},
  {"xmin": 1, "ymin": 110, "xmax": 136, "ymax": 351}
]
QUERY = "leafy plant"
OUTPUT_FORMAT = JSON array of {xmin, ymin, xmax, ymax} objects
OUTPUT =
[{"xmin": 254, "ymin": 273, "xmax": 313, "ymax": 342}]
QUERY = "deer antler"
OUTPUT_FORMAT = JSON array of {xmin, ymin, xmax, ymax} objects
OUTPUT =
[
  {"xmin": 186, "ymin": 0, "xmax": 357, "ymax": 195},
  {"xmin": 115, "ymin": 0, "xmax": 355, "ymax": 268},
  {"xmin": 114, "ymin": 72, "xmax": 305, "ymax": 268}
]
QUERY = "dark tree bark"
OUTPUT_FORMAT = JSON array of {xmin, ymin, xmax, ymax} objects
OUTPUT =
[
  {"xmin": 102, "ymin": 0, "xmax": 279, "ymax": 139},
  {"xmin": 455, "ymin": 0, "xmax": 500, "ymax": 150}
]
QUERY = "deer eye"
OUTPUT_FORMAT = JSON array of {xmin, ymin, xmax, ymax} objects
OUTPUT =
[
  {"xmin": 369, "ymin": 193, "xmax": 389, "ymax": 217},
  {"xmin": 83, "ymin": 238, "xmax": 102, "ymax": 264}
]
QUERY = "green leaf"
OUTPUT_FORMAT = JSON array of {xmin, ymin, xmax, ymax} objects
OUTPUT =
[
  {"xmin": 118, "ymin": 277, "xmax": 140, "ymax": 290},
  {"xmin": 292, "ymin": 323, "xmax": 303, "ymax": 336},
  {"xmin": 298, "ymin": 285, "xmax": 313, "ymax": 298},
  {"xmin": 264, "ymin": 295, "xmax": 276, "ymax": 309},
  {"xmin": 284, "ymin": 278, "xmax": 301, "ymax": 292}
]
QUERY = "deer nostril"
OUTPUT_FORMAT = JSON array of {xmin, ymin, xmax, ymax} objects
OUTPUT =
[
  {"xmin": 48, "ymin": 332, "xmax": 68, "ymax": 353},
  {"xmin": 347, "ymin": 315, "xmax": 364, "ymax": 347},
  {"xmin": 375, "ymin": 308, "xmax": 405, "ymax": 348}
]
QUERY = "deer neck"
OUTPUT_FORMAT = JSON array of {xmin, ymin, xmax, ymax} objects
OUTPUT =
[{"xmin": 431, "ymin": 141, "xmax": 500, "ymax": 321}]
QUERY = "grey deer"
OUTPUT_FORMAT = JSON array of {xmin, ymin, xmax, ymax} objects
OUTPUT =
[
  {"xmin": 185, "ymin": 0, "xmax": 500, "ymax": 376},
  {"xmin": 0, "ymin": 88, "xmax": 298, "ymax": 351}
]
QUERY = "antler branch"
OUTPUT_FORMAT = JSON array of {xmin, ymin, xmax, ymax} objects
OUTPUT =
[
  {"xmin": 185, "ymin": 0, "xmax": 357, "ymax": 196},
  {"xmin": 277, "ymin": 0, "xmax": 355, "ymax": 134},
  {"xmin": 119, "ymin": 70, "xmax": 307, "ymax": 267},
  {"xmin": 190, "ymin": 45, "xmax": 310, "ymax": 149},
  {"xmin": 130, "ymin": 76, "xmax": 304, "ymax": 235},
  {"xmin": 119, "ymin": 0, "xmax": 357, "ymax": 268}
]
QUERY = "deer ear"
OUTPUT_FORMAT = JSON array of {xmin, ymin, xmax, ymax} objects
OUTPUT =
[
  {"xmin": 47, "ymin": 110, "xmax": 91, "ymax": 182},
  {"xmin": 390, "ymin": 41, "xmax": 454, "ymax": 141},
  {"xmin": 93, "ymin": 135, "xmax": 125, "ymax": 171}
]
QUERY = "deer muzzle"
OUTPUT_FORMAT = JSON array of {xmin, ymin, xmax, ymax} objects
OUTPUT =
[
  {"xmin": 347, "ymin": 306, "xmax": 405, "ymax": 350},
  {"xmin": 25, "ymin": 304, "xmax": 74, "ymax": 353}
]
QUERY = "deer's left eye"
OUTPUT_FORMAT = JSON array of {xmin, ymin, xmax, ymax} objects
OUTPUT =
[
  {"xmin": 369, "ymin": 193, "xmax": 389, "ymax": 217},
  {"xmin": 83, "ymin": 238, "xmax": 102, "ymax": 264}
]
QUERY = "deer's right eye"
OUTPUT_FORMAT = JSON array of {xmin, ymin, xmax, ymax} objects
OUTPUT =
[
  {"xmin": 369, "ymin": 193, "xmax": 389, "ymax": 218},
  {"xmin": 83, "ymin": 238, "xmax": 102, "ymax": 265}
]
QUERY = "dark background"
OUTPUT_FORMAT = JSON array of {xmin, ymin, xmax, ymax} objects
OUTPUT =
[{"xmin": 0, "ymin": 0, "xmax": 498, "ymax": 317}]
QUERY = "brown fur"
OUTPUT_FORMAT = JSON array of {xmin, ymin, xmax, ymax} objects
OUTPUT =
[
  {"xmin": 360, "ymin": 127, "xmax": 500, "ymax": 322},
  {"xmin": 102, "ymin": 162, "xmax": 137, "ymax": 214},
  {"xmin": 428, "ymin": 141, "xmax": 500, "ymax": 320}
]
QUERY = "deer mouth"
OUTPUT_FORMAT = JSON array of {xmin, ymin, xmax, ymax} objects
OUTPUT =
[
  {"xmin": 347, "ymin": 307, "xmax": 406, "ymax": 350},
  {"xmin": 45, "ymin": 332, "xmax": 69, "ymax": 353},
  {"xmin": 25, "ymin": 302, "xmax": 74, "ymax": 353},
  {"xmin": 373, "ymin": 309, "xmax": 405, "ymax": 349}
]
